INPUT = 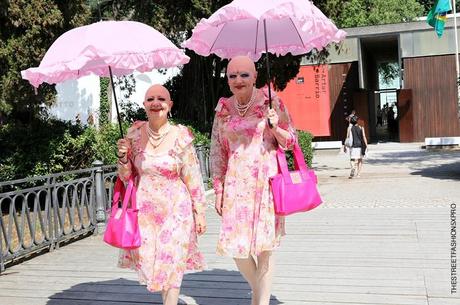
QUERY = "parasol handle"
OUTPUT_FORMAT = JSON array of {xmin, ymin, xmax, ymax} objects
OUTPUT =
[
  {"xmin": 263, "ymin": 19, "xmax": 274, "ymax": 128},
  {"xmin": 108, "ymin": 66, "xmax": 124, "ymax": 139}
]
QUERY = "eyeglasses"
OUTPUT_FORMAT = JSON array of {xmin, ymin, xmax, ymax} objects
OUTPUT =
[{"xmin": 227, "ymin": 72, "xmax": 252, "ymax": 80}]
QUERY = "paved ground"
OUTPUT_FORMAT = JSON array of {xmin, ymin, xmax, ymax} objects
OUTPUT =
[{"xmin": 0, "ymin": 142, "xmax": 459, "ymax": 305}]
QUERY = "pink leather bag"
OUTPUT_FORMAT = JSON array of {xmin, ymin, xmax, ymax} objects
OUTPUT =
[
  {"xmin": 269, "ymin": 143, "xmax": 322, "ymax": 216},
  {"xmin": 103, "ymin": 176, "xmax": 141, "ymax": 249}
]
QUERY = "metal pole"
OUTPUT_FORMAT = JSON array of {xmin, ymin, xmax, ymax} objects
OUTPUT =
[
  {"xmin": 453, "ymin": 0, "xmax": 460, "ymax": 118},
  {"xmin": 93, "ymin": 160, "xmax": 106, "ymax": 234},
  {"xmin": 0, "ymin": 216, "xmax": 4, "ymax": 273},
  {"xmin": 263, "ymin": 19, "xmax": 274, "ymax": 129},
  {"xmin": 263, "ymin": 19, "xmax": 273, "ymax": 109},
  {"xmin": 51, "ymin": 176, "xmax": 60, "ymax": 249},
  {"xmin": 97, "ymin": 0, "xmax": 102, "ymax": 21},
  {"xmin": 46, "ymin": 177, "xmax": 55, "ymax": 252},
  {"xmin": 108, "ymin": 66, "xmax": 124, "ymax": 138}
]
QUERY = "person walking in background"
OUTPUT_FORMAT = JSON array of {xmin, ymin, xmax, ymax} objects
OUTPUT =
[
  {"xmin": 116, "ymin": 84, "xmax": 207, "ymax": 305},
  {"xmin": 376, "ymin": 105, "xmax": 383, "ymax": 127},
  {"xmin": 343, "ymin": 110, "xmax": 356, "ymax": 153},
  {"xmin": 382, "ymin": 103, "xmax": 389, "ymax": 126},
  {"xmin": 210, "ymin": 56, "xmax": 297, "ymax": 305},
  {"xmin": 346, "ymin": 115, "xmax": 368, "ymax": 178},
  {"xmin": 387, "ymin": 105, "xmax": 396, "ymax": 139}
]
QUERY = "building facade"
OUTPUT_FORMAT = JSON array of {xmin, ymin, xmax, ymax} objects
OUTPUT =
[{"xmin": 279, "ymin": 17, "xmax": 460, "ymax": 143}]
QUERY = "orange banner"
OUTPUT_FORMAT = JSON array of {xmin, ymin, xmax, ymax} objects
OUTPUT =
[{"xmin": 276, "ymin": 65, "xmax": 331, "ymax": 136}]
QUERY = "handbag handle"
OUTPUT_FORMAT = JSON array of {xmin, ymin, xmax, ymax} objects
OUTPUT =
[
  {"xmin": 112, "ymin": 178, "xmax": 125, "ymax": 206},
  {"xmin": 112, "ymin": 176, "xmax": 137, "ymax": 212},
  {"xmin": 122, "ymin": 177, "xmax": 137, "ymax": 210},
  {"xmin": 276, "ymin": 143, "xmax": 309, "ymax": 183}
]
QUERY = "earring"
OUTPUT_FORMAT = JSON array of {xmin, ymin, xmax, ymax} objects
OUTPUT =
[{"xmin": 168, "ymin": 111, "xmax": 172, "ymax": 119}]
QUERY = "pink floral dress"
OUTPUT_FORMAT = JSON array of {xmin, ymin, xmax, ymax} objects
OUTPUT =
[
  {"xmin": 117, "ymin": 122, "xmax": 206, "ymax": 292},
  {"xmin": 210, "ymin": 88, "xmax": 296, "ymax": 258}
]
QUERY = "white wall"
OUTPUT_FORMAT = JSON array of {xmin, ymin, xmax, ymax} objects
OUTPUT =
[{"xmin": 51, "ymin": 75, "xmax": 100, "ymax": 125}]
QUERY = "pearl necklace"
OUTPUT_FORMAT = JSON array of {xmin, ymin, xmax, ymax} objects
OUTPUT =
[
  {"xmin": 234, "ymin": 88, "xmax": 257, "ymax": 117},
  {"xmin": 147, "ymin": 122, "xmax": 171, "ymax": 149}
]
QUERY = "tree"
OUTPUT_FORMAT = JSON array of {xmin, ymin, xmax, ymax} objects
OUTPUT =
[
  {"xmin": 418, "ymin": 0, "xmax": 460, "ymax": 14},
  {"xmin": 315, "ymin": 0, "xmax": 425, "ymax": 28},
  {"xmin": 0, "ymin": 0, "xmax": 91, "ymax": 123}
]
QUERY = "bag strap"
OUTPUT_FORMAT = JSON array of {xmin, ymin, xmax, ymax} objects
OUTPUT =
[
  {"xmin": 292, "ymin": 143, "xmax": 308, "ymax": 172},
  {"xmin": 121, "ymin": 176, "xmax": 137, "ymax": 210},
  {"xmin": 276, "ymin": 149, "xmax": 290, "ymax": 178},
  {"xmin": 112, "ymin": 175, "xmax": 137, "ymax": 212},
  {"xmin": 112, "ymin": 177, "xmax": 125, "ymax": 207},
  {"xmin": 276, "ymin": 143, "xmax": 309, "ymax": 182}
]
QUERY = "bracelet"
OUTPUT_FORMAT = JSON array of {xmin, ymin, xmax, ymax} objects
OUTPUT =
[
  {"xmin": 118, "ymin": 157, "xmax": 129, "ymax": 165},
  {"xmin": 117, "ymin": 152, "xmax": 126, "ymax": 159}
]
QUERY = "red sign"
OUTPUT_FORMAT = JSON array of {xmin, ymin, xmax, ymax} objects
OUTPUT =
[{"xmin": 276, "ymin": 65, "xmax": 331, "ymax": 136}]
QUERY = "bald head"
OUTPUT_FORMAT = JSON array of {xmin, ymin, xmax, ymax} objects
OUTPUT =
[
  {"xmin": 144, "ymin": 84, "xmax": 171, "ymax": 101},
  {"xmin": 227, "ymin": 56, "xmax": 256, "ymax": 74}
]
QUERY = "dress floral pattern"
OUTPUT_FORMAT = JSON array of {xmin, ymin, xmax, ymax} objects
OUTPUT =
[
  {"xmin": 117, "ymin": 122, "xmax": 206, "ymax": 292},
  {"xmin": 210, "ymin": 88, "xmax": 296, "ymax": 258}
]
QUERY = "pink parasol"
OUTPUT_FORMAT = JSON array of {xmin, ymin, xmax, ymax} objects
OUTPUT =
[
  {"xmin": 182, "ymin": 0, "xmax": 346, "ymax": 61},
  {"xmin": 21, "ymin": 21, "xmax": 189, "ymax": 137}
]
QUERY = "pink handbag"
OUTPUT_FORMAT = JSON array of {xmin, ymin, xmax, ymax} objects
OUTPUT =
[
  {"xmin": 269, "ymin": 143, "xmax": 322, "ymax": 216},
  {"xmin": 103, "ymin": 176, "xmax": 141, "ymax": 249}
]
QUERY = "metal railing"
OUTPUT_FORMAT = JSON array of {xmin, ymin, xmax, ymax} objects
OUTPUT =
[
  {"xmin": 0, "ymin": 146, "xmax": 210, "ymax": 273},
  {"xmin": 0, "ymin": 162, "xmax": 116, "ymax": 273}
]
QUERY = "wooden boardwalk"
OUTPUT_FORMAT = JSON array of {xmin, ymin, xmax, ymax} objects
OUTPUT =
[{"xmin": 1, "ymin": 146, "xmax": 459, "ymax": 305}]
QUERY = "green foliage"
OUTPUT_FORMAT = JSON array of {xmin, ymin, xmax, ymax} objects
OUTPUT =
[
  {"xmin": 0, "ymin": 0, "xmax": 91, "ymax": 123},
  {"xmin": 99, "ymin": 77, "xmax": 110, "ymax": 126},
  {"xmin": 0, "ymin": 117, "xmax": 128, "ymax": 181},
  {"xmin": 379, "ymin": 62, "xmax": 400, "ymax": 85},
  {"xmin": 286, "ymin": 131, "xmax": 314, "ymax": 170},
  {"xmin": 315, "ymin": 0, "xmax": 424, "ymax": 28},
  {"xmin": 0, "ymin": 119, "xmax": 83, "ymax": 180},
  {"xmin": 298, "ymin": 131, "xmax": 314, "ymax": 168},
  {"xmin": 92, "ymin": 122, "xmax": 129, "ymax": 165},
  {"xmin": 417, "ymin": 0, "xmax": 460, "ymax": 14},
  {"xmin": 119, "ymin": 100, "xmax": 147, "ymax": 124}
]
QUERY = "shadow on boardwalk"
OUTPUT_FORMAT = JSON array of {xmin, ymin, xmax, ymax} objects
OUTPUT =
[
  {"xmin": 46, "ymin": 269, "xmax": 283, "ymax": 305},
  {"xmin": 367, "ymin": 151, "xmax": 460, "ymax": 180},
  {"xmin": 409, "ymin": 161, "xmax": 460, "ymax": 180}
]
